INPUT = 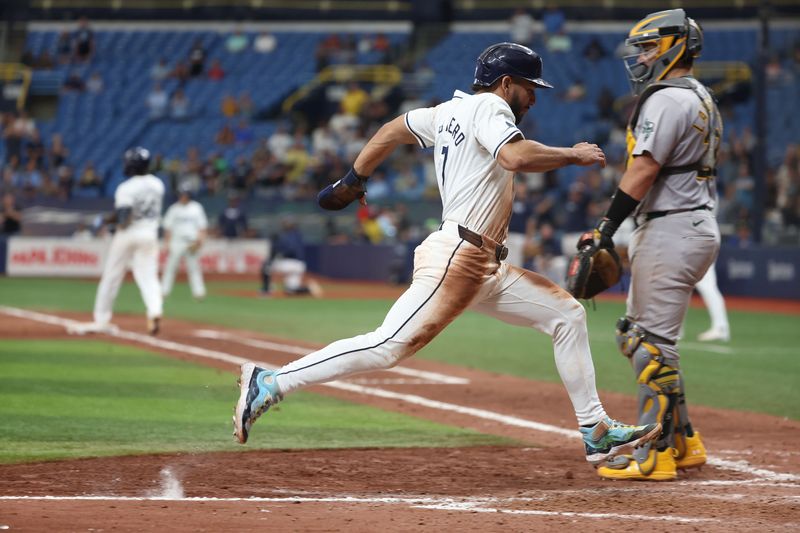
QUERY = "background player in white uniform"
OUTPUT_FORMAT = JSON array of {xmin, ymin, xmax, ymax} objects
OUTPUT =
[
  {"xmin": 695, "ymin": 255, "xmax": 731, "ymax": 342},
  {"xmin": 234, "ymin": 43, "xmax": 660, "ymax": 468},
  {"xmin": 161, "ymin": 183, "xmax": 208, "ymax": 300},
  {"xmin": 580, "ymin": 10, "xmax": 721, "ymax": 480},
  {"xmin": 69, "ymin": 147, "xmax": 165, "ymax": 335}
]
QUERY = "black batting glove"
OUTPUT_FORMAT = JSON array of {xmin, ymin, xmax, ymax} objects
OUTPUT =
[{"xmin": 317, "ymin": 168, "xmax": 368, "ymax": 211}]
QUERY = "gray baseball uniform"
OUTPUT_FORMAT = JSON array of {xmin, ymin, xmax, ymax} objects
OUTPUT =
[{"xmin": 627, "ymin": 82, "xmax": 721, "ymax": 362}]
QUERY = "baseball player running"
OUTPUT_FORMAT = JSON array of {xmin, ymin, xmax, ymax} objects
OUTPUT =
[
  {"xmin": 577, "ymin": 10, "xmax": 720, "ymax": 480},
  {"xmin": 70, "ymin": 147, "xmax": 165, "ymax": 336},
  {"xmin": 234, "ymin": 42, "xmax": 660, "ymax": 468},
  {"xmin": 161, "ymin": 183, "xmax": 208, "ymax": 300}
]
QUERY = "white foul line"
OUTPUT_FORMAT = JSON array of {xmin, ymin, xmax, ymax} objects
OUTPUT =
[
  {"xmin": 192, "ymin": 328, "xmax": 469, "ymax": 385},
  {"xmin": 2, "ymin": 306, "xmax": 798, "ymax": 483},
  {"xmin": 0, "ymin": 495, "xmax": 718, "ymax": 523}
]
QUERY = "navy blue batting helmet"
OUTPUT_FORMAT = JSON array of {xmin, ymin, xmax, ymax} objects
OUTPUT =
[
  {"xmin": 473, "ymin": 42, "xmax": 553, "ymax": 89},
  {"xmin": 123, "ymin": 146, "xmax": 151, "ymax": 177}
]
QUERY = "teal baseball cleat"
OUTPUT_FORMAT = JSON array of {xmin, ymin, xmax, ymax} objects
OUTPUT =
[
  {"xmin": 233, "ymin": 363, "xmax": 283, "ymax": 444},
  {"xmin": 581, "ymin": 417, "xmax": 661, "ymax": 466}
]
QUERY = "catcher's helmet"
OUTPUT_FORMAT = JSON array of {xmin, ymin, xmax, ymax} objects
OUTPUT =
[
  {"xmin": 473, "ymin": 42, "xmax": 553, "ymax": 89},
  {"xmin": 123, "ymin": 146, "xmax": 151, "ymax": 177},
  {"xmin": 623, "ymin": 8, "xmax": 703, "ymax": 95}
]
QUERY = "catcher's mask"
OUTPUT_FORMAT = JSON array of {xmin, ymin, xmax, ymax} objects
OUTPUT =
[
  {"xmin": 473, "ymin": 42, "xmax": 553, "ymax": 89},
  {"xmin": 623, "ymin": 8, "xmax": 703, "ymax": 95}
]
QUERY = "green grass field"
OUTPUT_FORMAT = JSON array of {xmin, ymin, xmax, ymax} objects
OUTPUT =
[
  {"xmin": 0, "ymin": 339, "xmax": 512, "ymax": 464},
  {"xmin": 0, "ymin": 277, "xmax": 797, "ymax": 463}
]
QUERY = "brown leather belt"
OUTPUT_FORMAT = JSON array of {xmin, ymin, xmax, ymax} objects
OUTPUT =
[{"xmin": 457, "ymin": 225, "xmax": 509, "ymax": 261}]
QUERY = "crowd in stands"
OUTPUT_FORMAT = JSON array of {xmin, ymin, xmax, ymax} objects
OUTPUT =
[{"xmin": 2, "ymin": 16, "xmax": 799, "ymax": 256}]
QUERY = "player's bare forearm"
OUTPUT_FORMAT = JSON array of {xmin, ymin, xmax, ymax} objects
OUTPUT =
[
  {"xmin": 498, "ymin": 139, "xmax": 605, "ymax": 172},
  {"xmin": 618, "ymin": 153, "xmax": 661, "ymax": 200},
  {"xmin": 353, "ymin": 115, "xmax": 417, "ymax": 175}
]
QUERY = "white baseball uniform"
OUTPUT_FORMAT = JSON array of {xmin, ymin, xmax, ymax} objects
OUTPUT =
[
  {"xmin": 161, "ymin": 198, "xmax": 208, "ymax": 299},
  {"xmin": 273, "ymin": 90, "xmax": 609, "ymax": 427},
  {"xmin": 93, "ymin": 174, "xmax": 164, "ymax": 326}
]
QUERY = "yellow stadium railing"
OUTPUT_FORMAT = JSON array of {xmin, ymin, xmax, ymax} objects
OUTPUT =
[
  {"xmin": 282, "ymin": 63, "xmax": 402, "ymax": 114},
  {"xmin": 0, "ymin": 63, "xmax": 32, "ymax": 111}
]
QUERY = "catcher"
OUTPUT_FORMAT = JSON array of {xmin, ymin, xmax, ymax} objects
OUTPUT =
[
  {"xmin": 568, "ymin": 9, "xmax": 719, "ymax": 480},
  {"xmin": 161, "ymin": 182, "xmax": 208, "ymax": 300}
]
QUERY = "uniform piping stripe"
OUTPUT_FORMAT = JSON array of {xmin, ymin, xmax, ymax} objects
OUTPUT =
[
  {"xmin": 278, "ymin": 241, "xmax": 466, "ymax": 377},
  {"xmin": 493, "ymin": 129, "xmax": 520, "ymax": 159},
  {"xmin": 405, "ymin": 113, "xmax": 427, "ymax": 148}
]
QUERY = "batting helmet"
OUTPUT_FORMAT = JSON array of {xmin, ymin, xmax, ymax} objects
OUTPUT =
[
  {"xmin": 623, "ymin": 8, "xmax": 704, "ymax": 95},
  {"xmin": 123, "ymin": 146, "xmax": 151, "ymax": 177},
  {"xmin": 473, "ymin": 42, "xmax": 553, "ymax": 89}
]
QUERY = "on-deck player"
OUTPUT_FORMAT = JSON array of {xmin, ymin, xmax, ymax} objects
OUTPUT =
[
  {"xmin": 233, "ymin": 42, "xmax": 660, "ymax": 468},
  {"xmin": 76, "ymin": 147, "xmax": 165, "ymax": 335},
  {"xmin": 580, "ymin": 10, "xmax": 720, "ymax": 480},
  {"xmin": 161, "ymin": 182, "xmax": 208, "ymax": 301}
]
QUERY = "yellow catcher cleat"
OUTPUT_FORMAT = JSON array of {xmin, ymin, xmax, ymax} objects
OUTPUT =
[
  {"xmin": 675, "ymin": 431, "xmax": 707, "ymax": 469},
  {"xmin": 597, "ymin": 448, "xmax": 677, "ymax": 481}
]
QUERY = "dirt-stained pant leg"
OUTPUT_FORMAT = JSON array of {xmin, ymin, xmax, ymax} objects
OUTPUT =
[
  {"xmin": 276, "ymin": 231, "xmax": 496, "ymax": 394},
  {"xmin": 471, "ymin": 264, "xmax": 606, "ymax": 426},
  {"xmin": 130, "ymin": 235, "xmax": 163, "ymax": 320}
]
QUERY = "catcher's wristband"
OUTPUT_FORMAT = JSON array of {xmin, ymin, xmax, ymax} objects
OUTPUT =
[{"xmin": 604, "ymin": 188, "xmax": 639, "ymax": 227}]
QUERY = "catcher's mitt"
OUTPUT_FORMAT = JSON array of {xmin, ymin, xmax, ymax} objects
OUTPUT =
[
  {"xmin": 187, "ymin": 240, "xmax": 201, "ymax": 254},
  {"xmin": 566, "ymin": 231, "xmax": 622, "ymax": 299}
]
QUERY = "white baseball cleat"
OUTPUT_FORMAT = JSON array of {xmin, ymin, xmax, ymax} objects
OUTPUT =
[
  {"xmin": 66, "ymin": 322, "xmax": 119, "ymax": 335},
  {"xmin": 697, "ymin": 328, "xmax": 730, "ymax": 342}
]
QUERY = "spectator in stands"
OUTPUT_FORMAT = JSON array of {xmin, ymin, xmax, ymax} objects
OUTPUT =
[
  {"xmin": 229, "ymin": 155, "xmax": 253, "ymax": 192},
  {"xmin": 86, "ymin": 72, "xmax": 104, "ymax": 93},
  {"xmin": 56, "ymin": 31, "xmax": 72, "ymax": 64},
  {"xmin": 77, "ymin": 161, "xmax": 102, "ymax": 192},
  {"xmin": 233, "ymin": 120, "xmax": 254, "ymax": 145},
  {"xmin": 218, "ymin": 194, "xmax": 248, "ymax": 238},
  {"xmin": 583, "ymin": 36, "xmax": 608, "ymax": 62},
  {"xmin": 56, "ymin": 164, "xmax": 74, "ymax": 198},
  {"xmin": 25, "ymin": 130, "xmax": 45, "ymax": 168},
  {"xmin": 542, "ymin": 5, "xmax": 566, "ymax": 36},
  {"xmin": 48, "ymin": 133, "xmax": 69, "ymax": 169},
  {"xmin": 146, "ymin": 82, "xmax": 169, "ymax": 120},
  {"xmin": 340, "ymin": 81, "xmax": 369, "ymax": 116},
  {"xmin": 253, "ymin": 31, "xmax": 278, "ymax": 54},
  {"xmin": 215, "ymin": 122, "xmax": 235, "ymax": 146},
  {"xmin": 0, "ymin": 192, "xmax": 22, "ymax": 235},
  {"xmin": 73, "ymin": 16, "xmax": 95, "ymax": 63},
  {"xmin": 188, "ymin": 39, "xmax": 207, "ymax": 77},
  {"xmin": 150, "ymin": 57, "xmax": 170, "ymax": 81},
  {"xmin": 34, "ymin": 50, "xmax": 55, "ymax": 70},
  {"xmin": 267, "ymin": 123, "xmax": 293, "ymax": 161},
  {"xmin": 560, "ymin": 79, "xmax": 586, "ymax": 102},
  {"xmin": 226, "ymin": 29, "xmax": 249, "ymax": 53},
  {"xmin": 169, "ymin": 60, "xmax": 190, "ymax": 86},
  {"xmin": 311, "ymin": 120, "xmax": 338, "ymax": 155},
  {"xmin": 238, "ymin": 91, "xmax": 254, "ymax": 119},
  {"xmin": 62, "ymin": 71, "xmax": 85, "ymax": 92},
  {"xmin": 207, "ymin": 58, "xmax": 225, "ymax": 81},
  {"xmin": 509, "ymin": 8, "xmax": 535, "ymax": 47},
  {"xmin": 14, "ymin": 158, "xmax": 44, "ymax": 192},
  {"xmin": 72, "ymin": 221, "xmax": 94, "ymax": 240},
  {"xmin": 221, "ymin": 93, "xmax": 238, "ymax": 117},
  {"xmin": 315, "ymin": 34, "xmax": 341, "ymax": 71},
  {"xmin": 169, "ymin": 88, "xmax": 191, "ymax": 120}
]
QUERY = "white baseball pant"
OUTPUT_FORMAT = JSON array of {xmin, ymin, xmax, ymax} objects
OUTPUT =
[
  {"xmin": 94, "ymin": 232, "xmax": 163, "ymax": 325},
  {"xmin": 161, "ymin": 240, "xmax": 206, "ymax": 298},
  {"xmin": 694, "ymin": 262, "xmax": 729, "ymax": 335},
  {"xmin": 269, "ymin": 258, "xmax": 306, "ymax": 292},
  {"xmin": 275, "ymin": 221, "xmax": 607, "ymax": 426}
]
